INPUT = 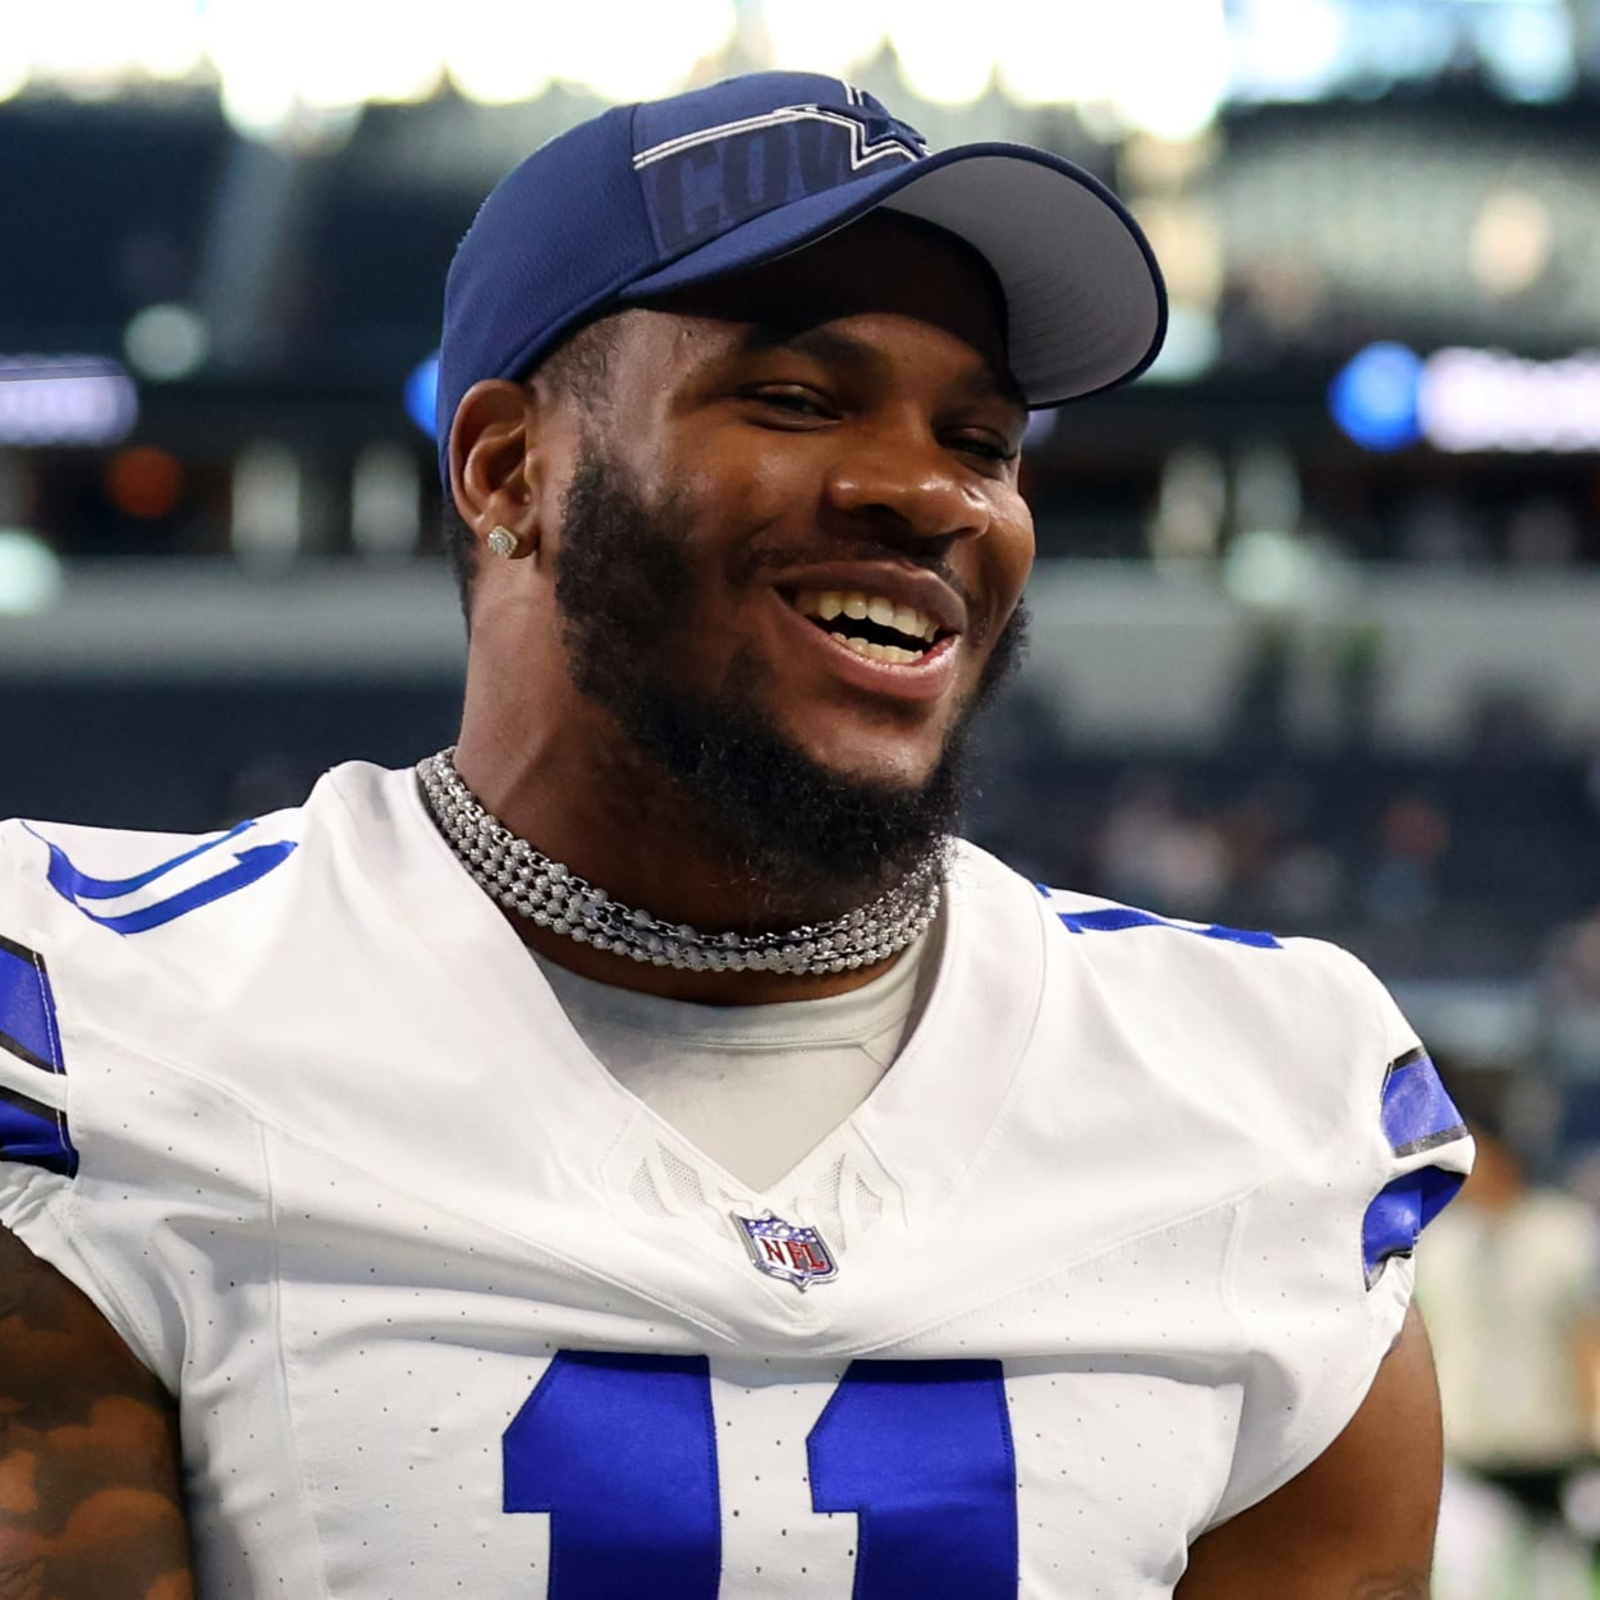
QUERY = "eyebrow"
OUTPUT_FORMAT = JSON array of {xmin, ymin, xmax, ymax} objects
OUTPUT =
[{"xmin": 732, "ymin": 322, "xmax": 1028, "ymax": 420}]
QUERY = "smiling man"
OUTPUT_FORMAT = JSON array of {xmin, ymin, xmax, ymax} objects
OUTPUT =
[{"xmin": 0, "ymin": 73, "xmax": 1470, "ymax": 1599}]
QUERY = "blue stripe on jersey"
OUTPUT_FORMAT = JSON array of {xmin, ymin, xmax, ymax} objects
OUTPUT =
[
  {"xmin": 1380, "ymin": 1048, "xmax": 1467, "ymax": 1158},
  {"xmin": 42, "ymin": 819, "xmax": 256, "ymax": 898},
  {"xmin": 1362, "ymin": 1164, "xmax": 1462, "ymax": 1285},
  {"xmin": 27, "ymin": 821, "xmax": 297, "ymax": 936},
  {"xmin": 1047, "ymin": 902, "xmax": 1281, "ymax": 950},
  {"xmin": 0, "ymin": 1090, "xmax": 77, "ymax": 1177},
  {"xmin": 0, "ymin": 937, "xmax": 77, "ymax": 1177},
  {"xmin": 0, "ymin": 934, "xmax": 63, "ymax": 1071}
]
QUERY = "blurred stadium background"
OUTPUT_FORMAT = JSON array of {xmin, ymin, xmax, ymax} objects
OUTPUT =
[{"xmin": 6, "ymin": 1, "xmax": 1600, "ymax": 1591}]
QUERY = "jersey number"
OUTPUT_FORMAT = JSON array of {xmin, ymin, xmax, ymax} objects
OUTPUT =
[{"xmin": 503, "ymin": 1351, "xmax": 1018, "ymax": 1599}]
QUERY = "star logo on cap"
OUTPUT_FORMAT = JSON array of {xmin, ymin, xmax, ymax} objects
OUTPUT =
[{"xmin": 836, "ymin": 84, "xmax": 928, "ymax": 167}]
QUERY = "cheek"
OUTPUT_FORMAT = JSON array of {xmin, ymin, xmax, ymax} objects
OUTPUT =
[
  {"xmin": 681, "ymin": 459, "xmax": 815, "ymax": 592},
  {"xmin": 986, "ymin": 494, "xmax": 1036, "ymax": 621}
]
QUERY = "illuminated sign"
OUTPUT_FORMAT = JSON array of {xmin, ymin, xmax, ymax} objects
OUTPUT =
[
  {"xmin": 1330, "ymin": 343, "xmax": 1600, "ymax": 454},
  {"xmin": 405, "ymin": 353, "xmax": 439, "ymax": 439},
  {"xmin": 0, "ymin": 357, "xmax": 139, "ymax": 447}
]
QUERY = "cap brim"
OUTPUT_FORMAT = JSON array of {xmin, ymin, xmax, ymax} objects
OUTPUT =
[{"xmin": 622, "ymin": 142, "xmax": 1167, "ymax": 407}]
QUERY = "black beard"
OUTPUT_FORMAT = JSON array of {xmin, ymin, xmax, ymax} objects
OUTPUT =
[{"xmin": 552, "ymin": 439, "xmax": 1028, "ymax": 911}]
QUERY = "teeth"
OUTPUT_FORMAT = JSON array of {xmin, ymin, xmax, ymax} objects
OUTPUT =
[
  {"xmin": 793, "ymin": 588, "xmax": 940, "ymax": 644},
  {"xmin": 892, "ymin": 602, "xmax": 925, "ymax": 640},
  {"xmin": 842, "ymin": 637, "xmax": 919, "ymax": 665}
]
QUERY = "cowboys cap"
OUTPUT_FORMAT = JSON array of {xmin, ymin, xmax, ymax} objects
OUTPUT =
[{"xmin": 435, "ymin": 70, "xmax": 1168, "ymax": 482}]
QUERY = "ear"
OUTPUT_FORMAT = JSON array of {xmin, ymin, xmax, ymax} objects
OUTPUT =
[{"xmin": 447, "ymin": 379, "xmax": 547, "ymax": 558}]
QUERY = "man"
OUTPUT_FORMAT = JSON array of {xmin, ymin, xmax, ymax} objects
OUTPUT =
[{"xmin": 0, "ymin": 72, "xmax": 1471, "ymax": 1598}]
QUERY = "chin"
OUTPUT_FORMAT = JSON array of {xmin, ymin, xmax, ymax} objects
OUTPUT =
[
  {"xmin": 786, "ymin": 707, "xmax": 953, "ymax": 784},
  {"xmin": 819, "ymin": 751, "xmax": 946, "ymax": 806}
]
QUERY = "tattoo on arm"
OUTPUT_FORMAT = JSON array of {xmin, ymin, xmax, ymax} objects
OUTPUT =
[{"xmin": 0, "ymin": 1226, "xmax": 193, "ymax": 1600}]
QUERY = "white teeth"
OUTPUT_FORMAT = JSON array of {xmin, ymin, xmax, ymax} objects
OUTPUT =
[
  {"xmin": 893, "ymin": 602, "xmax": 929, "ymax": 642},
  {"xmin": 793, "ymin": 588, "xmax": 940, "ymax": 644},
  {"xmin": 841, "ymin": 637, "xmax": 918, "ymax": 665}
]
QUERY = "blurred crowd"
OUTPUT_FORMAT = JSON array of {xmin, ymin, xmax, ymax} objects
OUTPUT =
[{"xmin": 969, "ymin": 691, "xmax": 1600, "ymax": 975}]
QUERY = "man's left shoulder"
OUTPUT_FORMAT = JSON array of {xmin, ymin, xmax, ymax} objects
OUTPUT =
[{"xmin": 1020, "ymin": 867, "xmax": 1383, "ymax": 1039}]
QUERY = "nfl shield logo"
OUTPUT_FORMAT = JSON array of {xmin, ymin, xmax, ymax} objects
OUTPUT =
[{"xmin": 731, "ymin": 1210, "xmax": 838, "ymax": 1291}]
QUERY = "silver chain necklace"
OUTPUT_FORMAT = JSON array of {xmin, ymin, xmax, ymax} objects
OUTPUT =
[{"xmin": 416, "ymin": 749, "xmax": 943, "ymax": 975}]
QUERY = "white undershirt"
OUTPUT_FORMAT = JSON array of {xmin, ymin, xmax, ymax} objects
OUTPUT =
[{"xmin": 532, "ymin": 925, "xmax": 938, "ymax": 1190}]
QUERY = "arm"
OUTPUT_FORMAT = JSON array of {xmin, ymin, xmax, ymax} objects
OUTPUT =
[
  {"xmin": 0, "ymin": 1225, "xmax": 193, "ymax": 1600},
  {"xmin": 1176, "ymin": 1302, "xmax": 1440, "ymax": 1600}
]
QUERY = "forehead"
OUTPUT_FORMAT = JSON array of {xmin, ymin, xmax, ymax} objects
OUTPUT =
[{"xmin": 619, "ymin": 212, "xmax": 1017, "ymax": 393}]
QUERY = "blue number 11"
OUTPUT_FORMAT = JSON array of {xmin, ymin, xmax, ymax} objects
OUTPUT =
[{"xmin": 503, "ymin": 1351, "xmax": 1018, "ymax": 1599}]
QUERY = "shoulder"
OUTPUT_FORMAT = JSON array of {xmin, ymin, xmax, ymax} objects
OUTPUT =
[
  {"xmin": 1025, "ymin": 857, "xmax": 1406, "ymax": 1073},
  {"xmin": 954, "ymin": 843, "xmax": 1454, "ymax": 1189},
  {"xmin": 0, "ymin": 761, "xmax": 415, "ymax": 1065},
  {"xmin": 957, "ymin": 850, "xmax": 1474, "ymax": 1528},
  {"xmin": 956, "ymin": 837, "xmax": 1409, "ymax": 1060},
  {"xmin": 0, "ymin": 759, "xmax": 405, "ymax": 940}
]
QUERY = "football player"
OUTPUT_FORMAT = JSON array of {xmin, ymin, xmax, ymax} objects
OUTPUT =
[{"xmin": 0, "ymin": 72, "xmax": 1470, "ymax": 1598}]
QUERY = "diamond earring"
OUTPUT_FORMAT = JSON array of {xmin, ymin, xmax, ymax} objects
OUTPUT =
[{"xmin": 486, "ymin": 524, "xmax": 519, "ymax": 558}]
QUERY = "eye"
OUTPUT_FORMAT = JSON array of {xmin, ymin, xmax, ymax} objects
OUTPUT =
[
  {"xmin": 747, "ymin": 385, "xmax": 836, "ymax": 421},
  {"xmin": 950, "ymin": 432, "xmax": 1019, "ymax": 467}
]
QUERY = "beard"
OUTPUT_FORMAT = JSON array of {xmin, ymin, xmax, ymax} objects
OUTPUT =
[{"xmin": 552, "ymin": 437, "xmax": 1028, "ymax": 913}]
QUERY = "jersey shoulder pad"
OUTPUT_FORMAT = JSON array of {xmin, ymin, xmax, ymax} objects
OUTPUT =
[{"xmin": 0, "ymin": 809, "xmax": 301, "ymax": 944}]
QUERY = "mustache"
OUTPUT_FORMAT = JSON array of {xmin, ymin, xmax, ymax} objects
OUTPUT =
[{"xmin": 734, "ymin": 538, "xmax": 983, "ymax": 626}]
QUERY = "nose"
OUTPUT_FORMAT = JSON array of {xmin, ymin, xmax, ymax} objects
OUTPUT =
[{"xmin": 824, "ymin": 427, "xmax": 991, "ymax": 545}]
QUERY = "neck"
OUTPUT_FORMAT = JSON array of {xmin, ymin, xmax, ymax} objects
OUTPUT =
[{"xmin": 434, "ymin": 739, "xmax": 942, "ymax": 1004}]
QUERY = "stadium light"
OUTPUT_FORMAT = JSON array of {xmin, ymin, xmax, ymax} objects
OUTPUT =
[
  {"xmin": 1469, "ymin": 187, "xmax": 1554, "ymax": 299},
  {"xmin": 991, "ymin": 0, "xmax": 1224, "ymax": 133},
  {"xmin": 351, "ymin": 443, "xmax": 422, "ymax": 560},
  {"xmin": 547, "ymin": 1, "xmax": 732, "ymax": 104},
  {"xmin": 232, "ymin": 442, "xmax": 304, "ymax": 570},
  {"xmin": 404, "ymin": 355, "xmax": 440, "ymax": 441},
  {"xmin": 39, "ymin": 0, "xmax": 208, "ymax": 88},
  {"xmin": 25, "ymin": 0, "xmax": 149, "ymax": 95},
  {"xmin": 0, "ymin": 357, "xmax": 139, "ymax": 448},
  {"xmin": 997, "ymin": 0, "xmax": 1122, "ymax": 108},
  {"xmin": 886, "ymin": 6, "xmax": 996, "ymax": 105},
  {"xmin": 1329, "ymin": 343, "xmax": 1424, "ymax": 452},
  {"xmin": 204, "ymin": 0, "xmax": 305, "ymax": 139},
  {"xmin": 1472, "ymin": 3, "xmax": 1577, "ymax": 102},
  {"xmin": 124, "ymin": 305, "xmax": 210, "ymax": 382},
  {"xmin": 1112, "ymin": 0, "xmax": 1227, "ymax": 139},
  {"xmin": 543, "ymin": 0, "xmax": 736, "ymax": 103},
  {"xmin": 0, "ymin": 53, "xmax": 26, "ymax": 106},
  {"xmin": 1226, "ymin": 0, "xmax": 1349, "ymax": 102},
  {"xmin": 758, "ymin": 0, "xmax": 888, "ymax": 82},
  {"xmin": 0, "ymin": 530, "xmax": 64, "ymax": 617},
  {"xmin": 294, "ymin": 1, "xmax": 441, "ymax": 110},
  {"xmin": 1422, "ymin": 348, "xmax": 1600, "ymax": 453},
  {"xmin": 444, "ymin": 0, "xmax": 554, "ymax": 106},
  {"xmin": 131, "ymin": 0, "xmax": 208, "ymax": 83},
  {"xmin": 1142, "ymin": 307, "xmax": 1221, "ymax": 384}
]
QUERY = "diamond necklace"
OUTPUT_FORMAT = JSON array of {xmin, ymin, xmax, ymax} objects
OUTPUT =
[{"xmin": 416, "ymin": 748, "xmax": 943, "ymax": 975}]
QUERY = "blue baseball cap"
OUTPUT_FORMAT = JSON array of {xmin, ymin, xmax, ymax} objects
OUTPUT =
[{"xmin": 437, "ymin": 71, "xmax": 1167, "ymax": 484}]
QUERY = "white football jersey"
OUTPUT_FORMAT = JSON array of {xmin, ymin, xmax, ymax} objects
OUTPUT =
[{"xmin": 0, "ymin": 762, "xmax": 1472, "ymax": 1599}]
